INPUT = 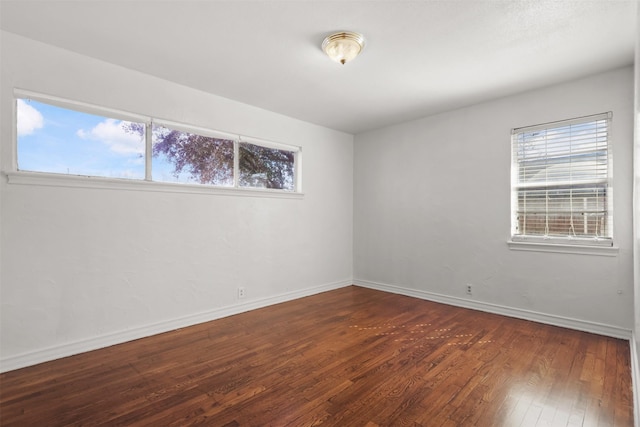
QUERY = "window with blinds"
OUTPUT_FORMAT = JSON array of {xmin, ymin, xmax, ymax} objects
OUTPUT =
[{"xmin": 511, "ymin": 112, "xmax": 612, "ymax": 246}]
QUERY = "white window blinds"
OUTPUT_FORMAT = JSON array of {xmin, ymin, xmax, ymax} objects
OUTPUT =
[{"xmin": 511, "ymin": 112, "xmax": 612, "ymax": 245}]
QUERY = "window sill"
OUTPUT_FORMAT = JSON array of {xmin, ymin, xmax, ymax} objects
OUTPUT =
[
  {"xmin": 507, "ymin": 240, "xmax": 618, "ymax": 256},
  {"xmin": 4, "ymin": 171, "xmax": 304, "ymax": 199}
]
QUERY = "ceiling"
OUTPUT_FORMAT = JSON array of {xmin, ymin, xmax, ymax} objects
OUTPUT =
[{"xmin": 1, "ymin": 0, "xmax": 637, "ymax": 135}]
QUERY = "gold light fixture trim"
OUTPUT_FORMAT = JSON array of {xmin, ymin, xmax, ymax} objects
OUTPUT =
[{"xmin": 322, "ymin": 31, "xmax": 365, "ymax": 65}]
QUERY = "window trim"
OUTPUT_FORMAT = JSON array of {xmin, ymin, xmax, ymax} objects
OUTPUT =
[
  {"xmin": 4, "ymin": 170, "xmax": 304, "ymax": 199},
  {"xmin": 509, "ymin": 112, "xmax": 614, "ymax": 254},
  {"xmin": 507, "ymin": 239, "xmax": 619, "ymax": 256},
  {"xmin": 10, "ymin": 89, "xmax": 303, "ymax": 198}
]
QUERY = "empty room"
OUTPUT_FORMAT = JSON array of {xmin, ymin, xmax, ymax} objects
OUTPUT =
[{"xmin": 1, "ymin": 1, "xmax": 639, "ymax": 426}]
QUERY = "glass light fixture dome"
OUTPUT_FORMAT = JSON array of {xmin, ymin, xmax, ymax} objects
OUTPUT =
[{"xmin": 322, "ymin": 31, "xmax": 365, "ymax": 65}]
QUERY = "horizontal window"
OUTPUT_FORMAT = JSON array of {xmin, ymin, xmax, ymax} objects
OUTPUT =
[
  {"xmin": 13, "ymin": 92, "xmax": 301, "ymax": 194},
  {"xmin": 510, "ymin": 112, "xmax": 613, "ymax": 248}
]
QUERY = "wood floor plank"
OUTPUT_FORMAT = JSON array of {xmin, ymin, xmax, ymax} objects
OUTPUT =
[{"xmin": 0, "ymin": 286, "xmax": 633, "ymax": 426}]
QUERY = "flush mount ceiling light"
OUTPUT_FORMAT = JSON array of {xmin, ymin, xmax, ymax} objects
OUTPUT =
[{"xmin": 322, "ymin": 31, "xmax": 365, "ymax": 65}]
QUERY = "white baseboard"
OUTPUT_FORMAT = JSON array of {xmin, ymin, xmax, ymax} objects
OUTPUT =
[
  {"xmin": 0, "ymin": 279, "xmax": 352, "ymax": 373},
  {"xmin": 354, "ymin": 279, "xmax": 632, "ymax": 340},
  {"xmin": 631, "ymin": 333, "xmax": 640, "ymax": 427}
]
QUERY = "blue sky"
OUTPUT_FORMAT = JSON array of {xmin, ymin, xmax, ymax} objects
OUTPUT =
[
  {"xmin": 17, "ymin": 99, "xmax": 146, "ymax": 179},
  {"xmin": 16, "ymin": 99, "xmax": 196, "ymax": 183}
]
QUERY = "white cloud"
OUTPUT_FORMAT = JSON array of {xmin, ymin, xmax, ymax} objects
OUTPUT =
[
  {"xmin": 17, "ymin": 99, "xmax": 44, "ymax": 136},
  {"xmin": 77, "ymin": 119, "xmax": 144, "ymax": 155}
]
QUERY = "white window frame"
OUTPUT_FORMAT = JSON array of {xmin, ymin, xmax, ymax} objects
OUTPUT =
[
  {"xmin": 508, "ymin": 112, "xmax": 617, "ymax": 256},
  {"xmin": 7, "ymin": 89, "xmax": 303, "ymax": 199}
]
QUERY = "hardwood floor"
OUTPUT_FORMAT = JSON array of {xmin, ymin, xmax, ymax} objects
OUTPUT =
[{"xmin": 0, "ymin": 286, "xmax": 633, "ymax": 426}]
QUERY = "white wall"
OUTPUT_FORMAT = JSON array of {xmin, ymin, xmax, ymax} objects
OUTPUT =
[
  {"xmin": 0, "ymin": 32, "xmax": 353, "ymax": 370},
  {"xmin": 354, "ymin": 67, "xmax": 634, "ymax": 335},
  {"xmin": 633, "ymin": 4, "xmax": 640, "ymax": 423}
]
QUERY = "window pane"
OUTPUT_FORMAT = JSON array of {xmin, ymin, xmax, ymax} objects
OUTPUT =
[
  {"xmin": 517, "ymin": 186, "xmax": 608, "ymax": 237},
  {"xmin": 152, "ymin": 125, "xmax": 234, "ymax": 186},
  {"xmin": 239, "ymin": 142, "xmax": 295, "ymax": 190},
  {"xmin": 17, "ymin": 99, "xmax": 145, "ymax": 179}
]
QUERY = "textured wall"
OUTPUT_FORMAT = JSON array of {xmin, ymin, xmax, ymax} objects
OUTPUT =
[
  {"xmin": 0, "ymin": 32, "xmax": 354, "ymax": 367},
  {"xmin": 633, "ymin": 4, "xmax": 640, "ymax": 418},
  {"xmin": 354, "ymin": 67, "xmax": 634, "ymax": 331}
]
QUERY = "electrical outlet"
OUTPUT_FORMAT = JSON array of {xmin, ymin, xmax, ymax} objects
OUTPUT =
[
  {"xmin": 466, "ymin": 284, "xmax": 472, "ymax": 295},
  {"xmin": 238, "ymin": 287, "xmax": 246, "ymax": 299}
]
